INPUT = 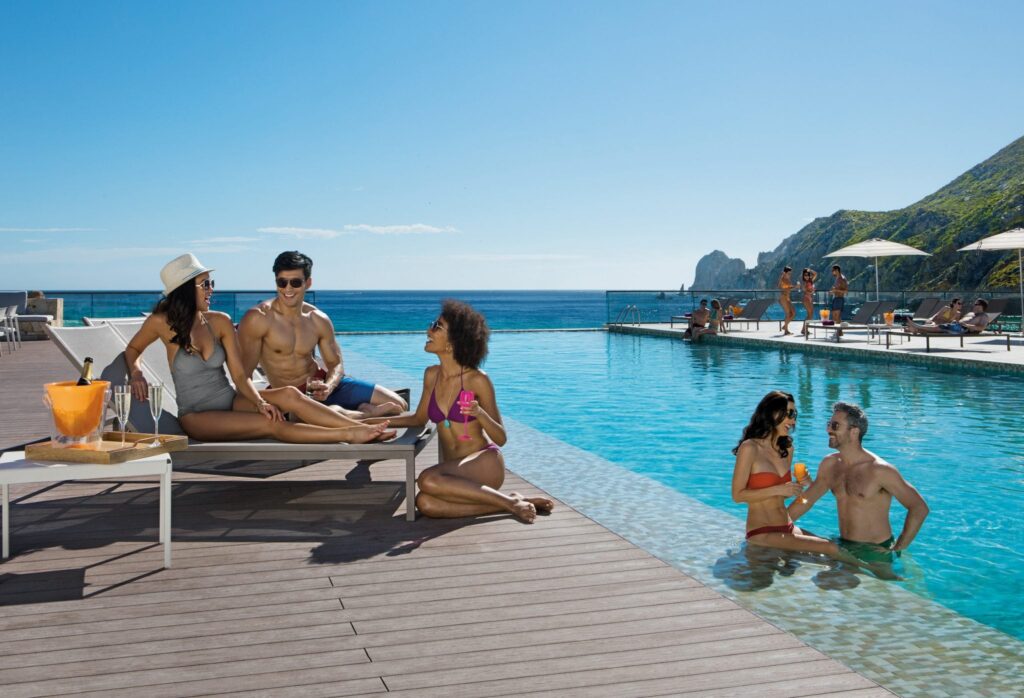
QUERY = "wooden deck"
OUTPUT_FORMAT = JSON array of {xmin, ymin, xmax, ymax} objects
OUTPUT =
[{"xmin": 0, "ymin": 341, "xmax": 889, "ymax": 697}]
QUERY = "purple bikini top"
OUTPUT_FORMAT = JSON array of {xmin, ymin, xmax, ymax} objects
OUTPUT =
[{"xmin": 427, "ymin": 371, "xmax": 477, "ymax": 425}]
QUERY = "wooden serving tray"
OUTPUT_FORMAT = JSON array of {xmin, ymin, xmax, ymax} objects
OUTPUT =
[{"xmin": 25, "ymin": 432, "xmax": 188, "ymax": 464}]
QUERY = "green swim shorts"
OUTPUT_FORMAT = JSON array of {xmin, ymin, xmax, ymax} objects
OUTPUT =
[{"xmin": 838, "ymin": 535, "xmax": 898, "ymax": 564}]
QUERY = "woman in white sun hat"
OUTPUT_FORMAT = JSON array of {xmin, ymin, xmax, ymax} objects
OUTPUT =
[{"xmin": 125, "ymin": 253, "xmax": 394, "ymax": 443}]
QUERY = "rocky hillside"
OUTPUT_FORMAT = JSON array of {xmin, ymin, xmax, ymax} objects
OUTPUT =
[{"xmin": 693, "ymin": 135, "xmax": 1024, "ymax": 291}]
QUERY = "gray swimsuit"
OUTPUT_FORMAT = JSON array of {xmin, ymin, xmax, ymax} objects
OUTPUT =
[{"xmin": 171, "ymin": 332, "xmax": 237, "ymax": 417}]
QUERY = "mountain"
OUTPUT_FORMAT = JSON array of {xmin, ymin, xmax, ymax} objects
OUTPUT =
[{"xmin": 693, "ymin": 134, "xmax": 1024, "ymax": 292}]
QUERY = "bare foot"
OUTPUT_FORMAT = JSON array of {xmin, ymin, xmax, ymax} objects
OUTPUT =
[
  {"xmin": 509, "ymin": 498, "xmax": 537, "ymax": 523},
  {"xmin": 359, "ymin": 401, "xmax": 402, "ymax": 418},
  {"xmin": 511, "ymin": 491, "xmax": 555, "ymax": 513},
  {"xmin": 344, "ymin": 421, "xmax": 396, "ymax": 444}
]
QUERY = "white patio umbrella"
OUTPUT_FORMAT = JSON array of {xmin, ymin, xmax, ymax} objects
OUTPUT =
[
  {"xmin": 958, "ymin": 227, "xmax": 1024, "ymax": 334},
  {"xmin": 824, "ymin": 238, "xmax": 931, "ymax": 300}
]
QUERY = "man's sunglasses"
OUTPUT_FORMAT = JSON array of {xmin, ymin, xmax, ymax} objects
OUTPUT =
[
  {"xmin": 196, "ymin": 279, "xmax": 215, "ymax": 290},
  {"xmin": 276, "ymin": 278, "xmax": 306, "ymax": 289},
  {"xmin": 827, "ymin": 420, "xmax": 843, "ymax": 430}
]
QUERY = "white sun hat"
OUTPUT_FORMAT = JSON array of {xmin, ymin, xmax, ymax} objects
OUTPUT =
[{"xmin": 160, "ymin": 253, "xmax": 215, "ymax": 295}]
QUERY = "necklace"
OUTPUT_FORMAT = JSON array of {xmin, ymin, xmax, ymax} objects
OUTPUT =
[{"xmin": 434, "ymin": 368, "xmax": 463, "ymax": 429}]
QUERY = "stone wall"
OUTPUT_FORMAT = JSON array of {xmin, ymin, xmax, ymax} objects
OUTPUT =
[{"xmin": 21, "ymin": 297, "xmax": 63, "ymax": 339}]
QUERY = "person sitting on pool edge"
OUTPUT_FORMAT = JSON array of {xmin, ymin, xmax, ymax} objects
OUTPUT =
[
  {"xmin": 904, "ymin": 298, "xmax": 990, "ymax": 335},
  {"xmin": 787, "ymin": 402, "xmax": 929, "ymax": 564},
  {"xmin": 237, "ymin": 251, "xmax": 408, "ymax": 419},
  {"xmin": 683, "ymin": 299, "xmax": 711, "ymax": 339},
  {"xmin": 370, "ymin": 300, "xmax": 554, "ymax": 522}
]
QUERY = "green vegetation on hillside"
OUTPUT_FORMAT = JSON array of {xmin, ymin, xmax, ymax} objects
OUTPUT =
[{"xmin": 742, "ymin": 135, "xmax": 1024, "ymax": 292}]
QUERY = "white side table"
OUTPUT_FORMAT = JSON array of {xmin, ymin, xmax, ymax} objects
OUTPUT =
[{"xmin": 0, "ymin": 451, "xmax": 172, "ymax": 568}]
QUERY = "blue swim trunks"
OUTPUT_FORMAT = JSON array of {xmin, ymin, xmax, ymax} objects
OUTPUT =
[
  {"xmin": 831, "ymin": 296, "xmax": 846, "ymax": 312},
  {"xmin": 323, "ymin": 375, "xmax": 377, "ymax": 410},
  {"xmin": 939, "ymin": 322, "xmax": 967, "ymax": 335}
]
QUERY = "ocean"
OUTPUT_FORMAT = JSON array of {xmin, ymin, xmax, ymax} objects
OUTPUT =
[{"xmin": 51, "ymin": 290, "xmax": 612, "ymax": 331}]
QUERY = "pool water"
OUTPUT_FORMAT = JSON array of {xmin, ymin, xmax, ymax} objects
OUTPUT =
[{"xmin": 340, "ymin": 330, "xmax": 1024, "ymax": 641}]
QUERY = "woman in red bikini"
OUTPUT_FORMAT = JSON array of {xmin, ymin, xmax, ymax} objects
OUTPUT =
[
  {"xmin": 381, "ymin": 300, "xmax": 553, "ymax": 522},
  {"xmin": 731, "ymin": 390, "xmax": 841, "ymax": 557}
]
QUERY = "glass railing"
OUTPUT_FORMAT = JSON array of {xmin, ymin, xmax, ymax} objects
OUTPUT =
[
  {"xmin": 47, "ymin": 291, "xmax": 316, "ymax": 327},
  {"xmin": 606, "ymin": 289, "xmax": 1022, "ymax": 330}
]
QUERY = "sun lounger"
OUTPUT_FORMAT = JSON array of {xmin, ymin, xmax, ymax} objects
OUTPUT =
[
  {"xmin": 910, "ymin": 297, "xmax": 942, "ymax": 321},
  {"xmin": 884, "ymin": 306, "xmax": 1012, "ymax": 352},
  {"xmin": 45, "ymin": 324, "xmax": 435, "ymax": 520},
  {"xmin": 728, "ymin": 299, "xmax": 773, "ymax": 330}
]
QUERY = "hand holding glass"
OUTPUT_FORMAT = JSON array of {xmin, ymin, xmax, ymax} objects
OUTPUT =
[
  {"xmin": 113, "ymin": 385, "xmax": 132, "ymax": 447},
  {"xmin": 457, "ymin": 390, "xmax": 475, "ymax": 441}
]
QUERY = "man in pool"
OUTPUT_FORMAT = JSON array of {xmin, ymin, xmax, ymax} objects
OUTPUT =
[
  {"xmin": 788, "ymin": 402, "xmax": 929, "ymax": 564},
  {"xmin": 829, "ymin": 264, "xmax": 848, "ymax": 339},
  {"xmin": 238, "ymin": 251, "xmax": 408, "ymax": 419}
]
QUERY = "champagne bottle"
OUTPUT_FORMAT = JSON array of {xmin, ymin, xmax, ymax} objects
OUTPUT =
[{"xmin": 77, "ymin": 357, "xmax": 94, "ymax": 386}]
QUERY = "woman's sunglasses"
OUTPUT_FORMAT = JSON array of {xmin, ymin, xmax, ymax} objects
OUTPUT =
[
  {"xmin": 276, "ymin": 278, "xmax": 306, "ymax": 289},
  {"xmin": 195, "ymin": 279, "xmax": 215, "ymax": 290},
  {"xmin": 429, "ymin": 319, "xmax": 445, "ymax": 332},
  {"xmin": 787, "ymin": 409, "xmax": 798, "ymax": 419}
]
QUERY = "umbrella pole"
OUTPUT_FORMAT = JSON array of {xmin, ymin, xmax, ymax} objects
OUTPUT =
[
  {"xmin": 875, "ymin": 256, "xmax": 880, "ymax": 302},
  {"xmin": 1019, "ymin": 248, "xmax": 1023, "ymax": 337}
]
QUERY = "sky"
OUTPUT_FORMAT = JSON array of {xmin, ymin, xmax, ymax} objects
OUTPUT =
[{"xmin": 2, "ymin": 0, "xmax": 1023, "ymax": 291}]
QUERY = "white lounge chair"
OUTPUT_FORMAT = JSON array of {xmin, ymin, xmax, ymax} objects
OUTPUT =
[{"xmin": 45, "ymin": 324, "xmax": 435, "ymax": 520}]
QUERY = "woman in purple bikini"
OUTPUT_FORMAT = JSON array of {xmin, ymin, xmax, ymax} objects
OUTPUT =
[{"xmin": 382, "ymin": 300, "xmax": 553, "ymax": 522}]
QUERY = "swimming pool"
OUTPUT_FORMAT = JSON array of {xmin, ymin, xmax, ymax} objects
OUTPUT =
[{"xmin": 340, "ymin": 330, "xmax": 1024, "ymax": 694}]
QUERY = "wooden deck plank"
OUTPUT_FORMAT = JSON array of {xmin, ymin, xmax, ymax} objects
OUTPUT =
[{"xmin": 0, "ymin": 340, "xmax": 882, "ymax": 697}]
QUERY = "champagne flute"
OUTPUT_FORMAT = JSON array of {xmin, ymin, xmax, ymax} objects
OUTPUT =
[
  {"xmin": 148, "ymin": 382, "xmax": 164, "ymax": 442},
  {"xmin": 113, "ymin": 385, "xmax": 132, "ymax": 447},
  {"xmin": 457, "ymin": 390, "xmax": 475, "ymax": 441}
]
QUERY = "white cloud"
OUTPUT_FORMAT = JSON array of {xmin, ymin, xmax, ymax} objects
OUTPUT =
[
  {"xmin": 343, "ymin": 223, "xmax": 458, "ymax": 235},
  {"xmin": 450, "ymin": 253, "xmax": 585, "ymax": 263},
  {"xmin": 191, "ymin": 236, "xmax": 260, "ymax": 244},
  {"xmin": 0, "ymin": 246, "xmax": 183, "ymax": 265},
  {"xmin": 257, "ymin": 226, "xmax": 346, "ymax": 239},
  {"xmin": 0, "ymin": 227, "xmax": 99, "ymax": 233}
]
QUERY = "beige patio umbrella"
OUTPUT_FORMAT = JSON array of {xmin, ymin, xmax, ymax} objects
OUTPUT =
[
  {"xmin": 958, "ymin": 227, "xmax": 1024, "ymax": 334},
  {"xmin": 824, "ymin": 238, "xmax": 931, "ymax": 300}
]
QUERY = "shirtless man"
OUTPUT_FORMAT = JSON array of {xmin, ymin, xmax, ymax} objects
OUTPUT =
[
  {"xmin": 238, "ymin": 251, "xmax": 408, "ymax": 419},
  {"xmin": 788, "ymin": 402, "xmax": 929, "ymax": 564},
  {"xmin": 684, "ymin": 299, "xmax": 711, "ymax": 339},
  {"xmin": 905, "ymin": 298, "xmax": 990, "ymax": 335},
  {"xmin": 829, "ymin": 264, "xmax": 848, "ymax": 339}
]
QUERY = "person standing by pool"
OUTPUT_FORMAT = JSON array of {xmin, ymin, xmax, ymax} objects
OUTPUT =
[
  {"xmin": 377, "ymin": 300, "xmax": 553, "ymax": 522},
  {"xmin": 238, "ymin": 251, "xmax": 408, "ymax": 419},
  {"xmin": 799, "ymin": 268, "xmax": 817, "ymax": 337},
  {"xmin": 788, "ymin": 402, "xmax": 929, "ymax": 561},
  {"xmin": 778, "ymin": 266, "xmax": 796, "ymax": 335},
  {"xmin": 731, "ymin": 391, "xmax": 843, "ymax": 557},
  {"xmin": 829, "ymin": 264, "xmax": 848, "ymax": 339},
  {"xmin": 126, "ymin": 253, "xmax": 393, "ymax": 444}
]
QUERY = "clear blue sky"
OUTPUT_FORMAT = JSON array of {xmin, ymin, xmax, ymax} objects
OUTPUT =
[{"xmin": 2, "ymin": 0, "xmax": 1022, "ymax": 290}]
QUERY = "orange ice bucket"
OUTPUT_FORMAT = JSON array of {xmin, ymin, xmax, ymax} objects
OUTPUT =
[
  {"xmin": 44, "ymin": 381, "xmax": 110, "ymax": 447},
  {"xmin": 819, "ymin": 309, "xmax": 830, "ymax": 321},
  {"xmin": 883, "ymin": 312, "xmax": 895, "ymax": 326}
]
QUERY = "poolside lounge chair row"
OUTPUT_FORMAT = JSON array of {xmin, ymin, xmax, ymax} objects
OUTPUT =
[{"xmin": 45, "ymin": 322, "xmax": 434, "ymax": 520}]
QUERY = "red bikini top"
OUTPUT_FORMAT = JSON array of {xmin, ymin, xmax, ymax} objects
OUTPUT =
[{"xmin": 747, "ymin": 469, "xmax": 791, "ymax": 490}]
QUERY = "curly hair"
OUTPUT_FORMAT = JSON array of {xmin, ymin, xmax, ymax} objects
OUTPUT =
[
  {"xmin": 152, "ymin": 281, "xmax": 199, "ymax": 354},
  {"xmin": 441, "ymin": 299, "xmax": 490, "ymax": 370},
  {"xmin": 732, "ymin": 390, "xmax": 794, "ymax": 458}
]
